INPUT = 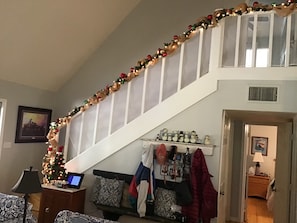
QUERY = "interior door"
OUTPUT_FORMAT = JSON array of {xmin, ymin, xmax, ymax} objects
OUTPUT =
[
  {"xmin": 274, "ymin": 122, "xmax": 292, "ymax": 223},
  {"xmin": 217, "ymin": 112, "xmax": 231, "ymax": 222},
  {"xmin": 289, "ymin": 116, "xmax": 297, "ymax": 222}
]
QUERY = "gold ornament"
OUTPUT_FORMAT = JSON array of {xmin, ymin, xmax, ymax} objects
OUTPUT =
[{"xmin": 234, "ymin": 3, "xmax": 248, "ymax": 15}]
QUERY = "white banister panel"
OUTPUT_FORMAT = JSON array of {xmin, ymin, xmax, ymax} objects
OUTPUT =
[
  {"xmin": 268, "ymin": 13, "xmax": 274, "ymax": 67},
  {"xmin": 238, "ymin": 15, "xmax": 250, "ymax": 67},
  {"xmin": 111, "ymin": 83, "xmax": 128, "ymax": 134},
  {"xmin": 127, "ymin": 72, "xmax": 145, "ymax": 123},
  {"xmin": 181, "ymin": 32, "xmax": 200, "ymax": 88},
  {"xmin": 272, "ymin": 14, "xmax": 288, "ymax": 67},
  {"xmin": 200, "ymin": 28, "xmax": 212, "ymax": 76},
  {"xmin": 79, "ymin": 104, "xmax": 97, "ymax": 153},
  {"xmin": 222, "ymin": 17, "xmax": 237, "ymax": 67},
  {"xmin": 144, "ymin": 62, "xmax": 162, "ymax": 112},
  {"xmin": 67, "ymin": 115, "xmax": 82, "ymax": 160},
  {"xmin": 162, "ymin": 47, "xmax": 181, "ymax": 101},
  {"xmin": 290, "ymin": 13, "xmax": 297, "ymax": 66},
  {"xmin": 95, "ymin": 95, "xmax": 112, "ymax": 142}
]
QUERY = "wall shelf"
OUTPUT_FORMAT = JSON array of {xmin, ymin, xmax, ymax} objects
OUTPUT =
[{"xmin": 141, "ymin": 138, "xmax": 215, "ymax": 156}]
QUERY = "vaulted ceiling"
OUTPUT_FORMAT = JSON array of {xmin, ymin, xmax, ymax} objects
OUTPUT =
[{"xmin": 0, "ymin": 0, "xmax": 141, "ymax": 91}]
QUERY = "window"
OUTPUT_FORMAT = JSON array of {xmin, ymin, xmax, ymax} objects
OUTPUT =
[
  {"xmin": 0, "ymin": 99, "xmax": 7, "ymax": 158},
  {"xmin": 245, "ymin": 48, "xmax": 269, "ymax": 67}
]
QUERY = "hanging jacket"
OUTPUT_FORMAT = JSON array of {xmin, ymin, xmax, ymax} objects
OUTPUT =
[
  {"xmin": 129, "ymin": 143, "xmax": 155, "ymax": 217},
  {"xmin": 182, "ymin": 148, "xmax": 218, "ymax": 223}
]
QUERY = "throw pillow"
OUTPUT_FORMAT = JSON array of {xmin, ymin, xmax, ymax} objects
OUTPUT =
[
  {"xmin": 91, "ymin": 177, "xmax": 101, "ymax": 204},
  {"xmin": 0, "ymin": 193, "xmax": 33, "ymax": 221},
  {"xmin": 154, "ymin": 187, "xmax": 176, "ymax": 219},
  {"xmin": 97, "ymin": 176, "xmax": 125, "ymax": 207},
  {"xmin": 120, "ymin": 183, "xmax": 132, "ymax": 209}
]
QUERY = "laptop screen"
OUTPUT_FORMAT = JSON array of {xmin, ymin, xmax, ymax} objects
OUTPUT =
[{"xmin": 67, "ymin": 172, "xmax": 84, "ymax": 189}]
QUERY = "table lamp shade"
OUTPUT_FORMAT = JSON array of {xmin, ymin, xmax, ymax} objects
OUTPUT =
[
  {"xmin": 12, "ymin": 167, "xmax": 42, "ymax": 194},
  {"xmin": 253, "ymin": 152, "xmax": 264, "ymax": 163}
]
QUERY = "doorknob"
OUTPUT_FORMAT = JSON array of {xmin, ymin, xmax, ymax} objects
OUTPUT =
[{"xmin": 220, "ymin": 191, "xmax": 225, "ymax": 195}]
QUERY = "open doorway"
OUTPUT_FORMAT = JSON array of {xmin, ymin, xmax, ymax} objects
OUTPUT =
[
  {"xmin": 245, "ymin": 124, "xmax": 276, "ymax": 223},
  {"xmin": 220, "ymin": 110, "xmax": 297, "ymax": 223}
]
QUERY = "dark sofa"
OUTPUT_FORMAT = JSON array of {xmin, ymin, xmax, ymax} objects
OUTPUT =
[{"xmin": 92, "ymin": 169, "xmax": 185, "ymax": 223}]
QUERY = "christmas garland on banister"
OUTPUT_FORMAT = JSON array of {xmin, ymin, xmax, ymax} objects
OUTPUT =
[{"xmin": 48, "ymin": 1, "xmax": 297, "ymax": 136}]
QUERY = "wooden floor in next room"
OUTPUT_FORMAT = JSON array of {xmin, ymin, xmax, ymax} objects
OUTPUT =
[{"xmin": 226, "ymin": 197, "xmax": 273, "ymax": 223}]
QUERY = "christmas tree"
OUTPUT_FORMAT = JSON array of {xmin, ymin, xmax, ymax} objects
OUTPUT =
[
  {"xmin": 41, "ymin": 145, "xmax": 56, "ymax": 184},
  {"xmin": 47, "ymin": 145, "xmax": 67, "ymax": 182}
]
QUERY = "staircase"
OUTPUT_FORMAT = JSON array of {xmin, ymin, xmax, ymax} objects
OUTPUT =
[{"xmin": 63, "ymin": 10, "xmax": 297, "ymax": 173}]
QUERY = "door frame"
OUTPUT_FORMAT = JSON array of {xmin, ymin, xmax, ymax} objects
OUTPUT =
[{"xmin": 221, "ymin": 110, "xmax": 297, "ymax": 222}]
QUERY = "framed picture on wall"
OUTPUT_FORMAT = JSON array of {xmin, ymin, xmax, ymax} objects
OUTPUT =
[
  {"xmin": 15, "ymin": 106, "xmax": 52, "ymax": 143},
  {"xmin": 251, "ymin": 136, "xmax": 268, "ymax": 156}
]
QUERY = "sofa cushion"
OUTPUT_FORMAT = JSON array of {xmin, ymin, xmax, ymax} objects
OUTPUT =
[
  {"xmin": 153, "ymin": 188, "xmax": 176, "ymax": 219},
  {"xmin": 0, "ymin": 193, "xmax": 35, "ymax": 222},
  {"xmin": 95, "ymin": 176, "xmax": 125, "ymax": 207},
  {"xmin": 120, "ymin": 183, "xmax": 132, "ymax": 209},
  {"xmin": 92, "ymin": 176, "xmax": 102, "ymax": 203}
]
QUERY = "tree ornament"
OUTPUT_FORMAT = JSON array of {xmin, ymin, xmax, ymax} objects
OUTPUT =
[
  {"xmin": 226, "ymin": 8, "xmax": 234, "ymax": 16},
  {"xmin": 212, "ymin": 8, "xmax": 227, "ymax": 26},
  {"xmin": 234, "ymin": 3, "xmax": 248, "ymax": 15},
  {"xmin": 274, "ymin": 2, "xmax": 296, "ymax": 16},
  {"xmin": 197, "ymin": 16, "xmax": 211, "ymax": 29},
  {"xmin": 252, "ymin": 2, "xmax": 273, "ymax": 11},
  {"xmin": 110, "ymin": 81, "xmax": 121, "ymax": 92}
]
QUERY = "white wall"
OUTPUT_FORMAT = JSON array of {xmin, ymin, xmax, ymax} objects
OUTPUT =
[
  {"xmin": 0, "ymin": 80, "xmax": 55, "ymax": 194},
  {"xmin": 81, "ymin": 79, "xmax": 297, "ymax": 220}
]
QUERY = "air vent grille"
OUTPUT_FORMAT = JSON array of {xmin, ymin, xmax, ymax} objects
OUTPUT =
[{"xmin": 248, "ymin": 87, "xmax": 278, "ymax": 102}]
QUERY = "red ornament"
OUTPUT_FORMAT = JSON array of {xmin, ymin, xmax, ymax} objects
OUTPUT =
[
  {"xmin": 207, "ymin": 15, "xmax": 213, "ymax": 20},
  {"xmin": 48, "ymin": 146, "xmax": 53, "ymax": 151},
  {"xmin": 58, "ymin": 146, "xmax": 64, "ymax": 153},
  {"xmin": 147, "ymin": 55, "xmax": 152, "ymax": 60},
  {"xmin": 188, "ymin": 25, "xmax": 192, "ymax": 30},
  {"xmin": 120, "ymin": 73, "xmax": 127, "ymax": 78},
  {"xmin": 253, "ymin": 1, "xmax": 259, "ymax": 7}
]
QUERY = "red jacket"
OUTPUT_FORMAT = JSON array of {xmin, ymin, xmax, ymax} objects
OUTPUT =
[{"xmin": 182, "ymin": 149, "xmax": 217, "ymax": 223}]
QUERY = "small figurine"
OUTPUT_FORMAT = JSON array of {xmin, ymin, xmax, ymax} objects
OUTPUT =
[
  {"xmin": 184, "ymin": 134, "xmax": 190, "ymax": 143},
  {"xmin": 162, "ymin": 132, "xmax": 168, "ymax": 141},
  {"xmin": 155, "ymin": 134, "xmax": 160, "ymax": 141},
  {"xmin": 173, "ymin": 133, "xmax": 179, "ymax": 142},
  {"xmin": 178, "ymin": 131, "xmax": 184, "ymax": 143},
  {"xmin": 204, "ymin": 135, "xmax": 211, "ymax": 145},
  {"xmin": 190, "ymin": 131, "xmax": 198, "ymax": 144},
  {"xmin": 168, "ymin": 133, "xmax": 172, "ymax": 141},
  {"xmin": 160, "ymin": 128, "xmax": 168, "ymax": 141}
]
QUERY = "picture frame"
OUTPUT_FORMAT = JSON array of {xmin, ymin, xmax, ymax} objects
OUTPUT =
[
  {"xmin": 15, "ymin": 106, "xmax": 52, "ymax": 143},
  {"xmin": 251, "ymin": 136, "xmax": 268, "ymax": 156}
]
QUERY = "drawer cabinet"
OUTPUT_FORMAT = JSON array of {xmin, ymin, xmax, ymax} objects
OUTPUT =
[
  {"xmin": 38, "ymin": 184, "xmax": 86, "ymax": 223},
  {"xmin": 248, "ymin": 175, "xmax": 270, "ymax": 199}
]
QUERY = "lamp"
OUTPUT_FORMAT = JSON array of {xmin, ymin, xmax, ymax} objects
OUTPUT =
[
  {"xmin": 253, "ymin": 152, "xmax": 264, "ymax": 175},
  {"xmin": 11, "ymin": 166, "xmax": 42, "ymax": 223}
]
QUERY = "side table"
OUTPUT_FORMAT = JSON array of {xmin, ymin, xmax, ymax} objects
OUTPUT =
[
  {"xmin": 248, "ymin": 175, "xmax": 270, "ymax": 199},
  {"xmin": 38, "ymin": 184, "xmax": 86, "ymax": 223}
]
